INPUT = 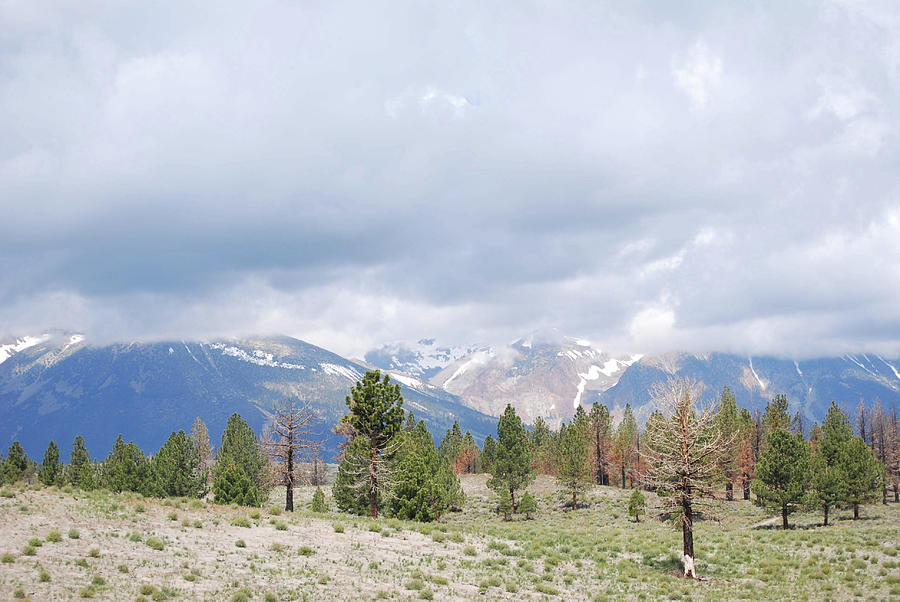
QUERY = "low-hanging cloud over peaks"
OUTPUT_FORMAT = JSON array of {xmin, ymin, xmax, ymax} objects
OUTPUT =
[{"xmin": 2, "ymin": 1, "xmax": 899, "ymax": 359}]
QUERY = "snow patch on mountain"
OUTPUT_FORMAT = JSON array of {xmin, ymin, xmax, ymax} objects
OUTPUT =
[
  {"xmin": 210, "ymin": 343, "xmax": 308, "ymax": 370},
  {"xmin": 365, "ymin": 338, "xmax": 484, "ymax": 379},
  {"xmin": 320, "ymin": 363, "xmax": 362, "ymax": 381},
  {"xmin": 748, "ymin": 357, "xmax": 767, "ymax": 390},
  {"xmin": 0, "ymin": 334, "xmax": 51, "ymax": 365},
  {"xmin": 878, "ymin": 356, "xmax": 900, "ymax": 380},
  {"xmin": 443, "ymin": 350, "xmax": 494, "ymax": 386}
]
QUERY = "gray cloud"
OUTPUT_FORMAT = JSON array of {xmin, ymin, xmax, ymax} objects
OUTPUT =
[{"xmin": 1, "ymin": 1, "xmax": 899, "ymax": 358}]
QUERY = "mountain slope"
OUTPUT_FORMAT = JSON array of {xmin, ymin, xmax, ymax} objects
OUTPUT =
[
  {"xmin": 595, "ymin": 352, "xmax": 900, "ymax": 427},
  {"xmin": 0, "ymin": 334, "xmax": 497, "ymax": 460},
  {"xmin": 427, "ymin": 331, "xmax": 640, "ymax": 424}
]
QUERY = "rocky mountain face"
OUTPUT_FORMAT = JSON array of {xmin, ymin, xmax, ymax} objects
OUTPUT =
[
  {"xmin": 367, "ymin": 333, "xmax": 900, "ymax": 430},
  {"xmin": 368, "ymin": 331, "xmax": 641, "ymax": 425},
  {"xmin": 0, "ymin": 333, "xmax": 497, "ymax": 460},
  {"xmin": 363, "ymin": 339, "xmax": 485, "ymax": 380}
]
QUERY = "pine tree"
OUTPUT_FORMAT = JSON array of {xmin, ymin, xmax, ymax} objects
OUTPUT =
[
  {"xmin": 311, "ymin": 486, "xmax": 327, "ymax": 512},
  {"xmin": 556, "ymin": 414, "xmax": 592, "ymax": 510},
  {"xmin": 213, "ymin": 413, "xmax": 267, "ymax": 506},
  {"xmin": 518, "ymin": 491, "xmax": 537, "ymax": 519},
  {"xmin": 762, "ymin": 394, "xmax": 791, "ymax": 449},
  {"xmin": 530, "ymin": 416, "xmax": 554, "ymax": 474},
  {"xmin": 497, "ymin": 486, "xmax": 513, "ymax": 521},
  {"xmin": 342, "ymin": 370, "xmax": 405, "ymax": 518},
  {"xmin": 843, "ymin": 436, "xmax": 883, "ymax": 519},
  {"xmin": 391, "ymin": 422, "xmax": 458, "ymax": 522},
  {"xmin": 589, "ymin": 402, "xmax": 613, "ymax": 486},
  {"xmin": 102, "ymin": 435, "xmax": 150, "ymax": 494},
  {"xmin": 69, "ymin": 436, "xmax": 92, "ymax": 489},
  {"xmin": 752, "ymin": 430, "xmax": 811, "ymax": 529},
  {"xmin": 438, "ymin": 421, "xmax": 463, "ymax": 465},
  {"xmin": 481, "ymin": 435, "xmax": 497, "ymax": 473},
  {"xmin": 628, "ymin": 489, "xmax": 646, "ymax": 522},
  {"xmin": 4, "ymin": 441, "xmax": 28, "ymax": 483},
  {"xmin": 151, "ymin": 430, "xmax": 204, "ymax": 498},
  {"xmin": 643, "ymin": 378, "xmax": 732, "ymax": 579},
  {"xmin": 714, "ymin": 387, "xmax": 740, "ymax": 500},
  {"xmin": 811, "ymin": 402, "xmax": 852, "ymax": 526},
  {"xmin": 39, "ymin": 441, "xmax": 62, "ymax": 486},
  {"xmin": 488, "ymin": 404, "xmax": 534, "ymax": 511},
  {"xmin": 614, "ymin": 404, "xmax": 637, "ymax": 488}
]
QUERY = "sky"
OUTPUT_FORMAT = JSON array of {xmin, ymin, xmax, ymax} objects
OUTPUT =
[{"xmin": 2, "ymin": 1, "xmax": 900, "ymax": 359}]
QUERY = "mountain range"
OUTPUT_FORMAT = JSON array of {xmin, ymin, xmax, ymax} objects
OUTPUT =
[
  {"xmin": 0, "ymin": 333, "xmax": 496, "ymax": 460},
  {"xmin": 2, "ymin": 330, "xmax": 899, "ymax": 461}
]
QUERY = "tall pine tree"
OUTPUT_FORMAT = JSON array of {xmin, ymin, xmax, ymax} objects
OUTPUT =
[
  {"xmin": 39, "ymin": 440, "xmax": 62, "ymax": 486},
  {"xmin": 488, "ymin": 404, "xmax": 534, "ymax": 511}
]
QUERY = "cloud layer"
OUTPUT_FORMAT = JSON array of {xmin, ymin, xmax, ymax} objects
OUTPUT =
[{"xmin": 2, "ymin": 1, "xmax": 899, "ymax": 358}]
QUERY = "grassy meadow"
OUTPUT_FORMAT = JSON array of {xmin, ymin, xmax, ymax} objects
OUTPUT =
[{"xmin": 0, "ymin": 475, "xmax": 898, "ymax": 600}]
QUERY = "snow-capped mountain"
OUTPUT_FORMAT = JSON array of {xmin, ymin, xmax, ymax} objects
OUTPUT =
[
  {"xmin": 596, "ymin": 352, "xmax": 900, "ymax": 430},
  {"xmin": 0, "ymin": 333, "xmax": 497, "ymax": 459},
  {"xmin": 364, "ymin": 338, "xmax": 486, "ymax": 380},
  {"xmin": 427, "ymin": 330, "xmax": 640, "ymax": 425}
]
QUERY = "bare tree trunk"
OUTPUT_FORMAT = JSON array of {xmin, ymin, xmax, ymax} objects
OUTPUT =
[
  {"xmin": 285, "ymin": 448, "xmax": 294, "ymax": 512},
  {"xmin": 572, "ymin": 491, "xmax": 577, "ymax": 511},
  {"xmin": 369, "ymin": 445, "xmax": 378, "ymax": 518},
  {"xmin": 853, "ymin": 502, "xmax": 859, "ymax": 520},
  {"xmin": 725, "ymin": 482, "xmax": 733, "ymax": 501},
  {"xmin": 743, "ymin": 475, "xmax": 750, "ymax": 500},
  {"xmin": 621, "ymin": 465, "xmax": 626, "ymax": 489},
  {"xmin": 782, "ymin": 506, "xmax": 788, "ymax": 530},
  {"xmin": 510, "ymin": 487, "xmax": 516, "ymax": 513},
  {"xmin": 823, "ymin": 504, "xmax": 829, "ymax": 527},
  {"xmin": 682, "ymin": 493, "xmax": 695, "ymax": 578},
  {"xmin": 894, "ymin": 483, "xmax": 899, "ymax": 503}
]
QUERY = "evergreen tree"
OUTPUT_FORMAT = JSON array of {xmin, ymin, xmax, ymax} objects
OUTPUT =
[
  {"xmin": 69, "ymin": 436, "xmax": 91, "ymax": 488},
  {"xmin": 714, "ymin": 386, "xmax": 740, "ymax": 500},
  {"xmin": 390, "ymin": 422, "xmax": 459, "ymax": 521},
  {"xmin": 628, "ymin": 489, "xmax": 646, "ymax": 522},
  {"xmin": 151, "ymin": 430, "xmax": 204, "ymax": 498},
  {"xmin": 438, "ymin": 421, "xmax": 463, "ymax": 464},
  {"xmin": 762, "ymin": 394, "xmax": 791, "ymax": 449},
  {"xmin": 589, "ymin": 402, "xmax": 613, "ymax": 486},
  {"xmin": 311, "ymin": 486, "xmax": 327, "ymax": 512},
  {"xmin": 38, "ymin": 440, "xmax": 62, "ymax": 486},
  {"xmin": 102, "ymin": 435, "xmax": 150, "ymax": 494},
  {"xmin": 343, "ymin": 370, "xmax": 405, "ymax": 518},
  {"xmin": 212, "ymin": 464, "xmax": 259, "ymax": 506},
  {"xmin": 843, "ymin": 436, "xmax": 883, "ymax": 519},
  {"xmin": 488, "ymin": 404, "xmax": 534, "ymax": 511},
  {"xmin": 752, "ymin": 430, "xmax": 811, "ymax": 529},
  {"xmin": 4, "ymin": 441, "xmax": 28, "ymax": 483},
  {"xmin": 809, "ymin": 402, "xmax": 853, "ymax": 525},
  {"xmin": 614, "ymin": 404, "xmax": 638, "ymax": 488},
  {"xmin": 480, "ymin": 435, "xmax": 497, "ymax": 473},
  {"xmin": 214, "ymin": 414, "xmax": 267, "ymax": 506},
  {"xmin": 497, "ymin": 486, "xmax": 513, "ymax": 521},
  {"xmin": 530, "ymin": 416, "xmax": 554, "ymax": 473},
  {"xmin": 556, "ymin": 414, "xmax": 592, "ymax": 510},
  {"xmin": 518, "ymin": 491, "xmax": 537, "ymax": 519}
]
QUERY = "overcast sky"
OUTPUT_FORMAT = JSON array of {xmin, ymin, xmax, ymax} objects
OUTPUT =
[{"xmin": 2, "ymin": 1, "xmax": 899, "ymax": 359}]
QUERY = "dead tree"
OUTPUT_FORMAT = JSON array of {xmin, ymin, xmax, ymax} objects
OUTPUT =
[
  {"xmin": 644, "ymin": 378, "xmax": 734, "ymax": 579},
  {"xmin": 261, "ymin": 399, "xmax": 319, "ymax": 512}
]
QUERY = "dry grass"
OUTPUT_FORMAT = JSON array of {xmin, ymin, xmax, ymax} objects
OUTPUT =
[{"xmin": 0, "ymin": 478, "xmax": 897, "ymax": 600}]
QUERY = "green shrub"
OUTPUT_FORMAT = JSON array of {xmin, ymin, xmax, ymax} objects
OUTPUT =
[
  {"xmin": 146, "ymin": 538, "xmax": 165, "ymax": 551},
  {"xmin": 298, "ymin": 546, "xmax": 315, "ymax": 556},
  {"xmin": 167, "ymin": 511, "xmax": 178, "ymax": 521},
  {"xmin": 333, "ymin": 523, "xmax": 344, "ymax": 533},
  {"xmin": 68, "ymin": 528, "xmax": 80, "ymax": 539},
  {"xmin": 28, "ymin": 537, "xmax": 44, "ymax": 547},
  {"xmin": 118, "ymin": 564, "xmax": 129, "ymax": 573},
  {"xmin": 22, "ymin": 545, "xmax": 36, "ymax": 556},
  {"xmin": 39, "ymin": 568, "xmax": 51, "ymax": 582},
  {"xmin": 88, "ymin": 547, "xmax": 100, "ymax": 558},
  {"xmin": 46, "ymin": 529, "xmax": 62, "ymax": 542},
  {"xmin": 235, "ymin": 539, "xmax": 246, "ymax": 548},
  {"xmin": 231, "ymin": 517, "xmax": 251, "ymax": 528}
]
